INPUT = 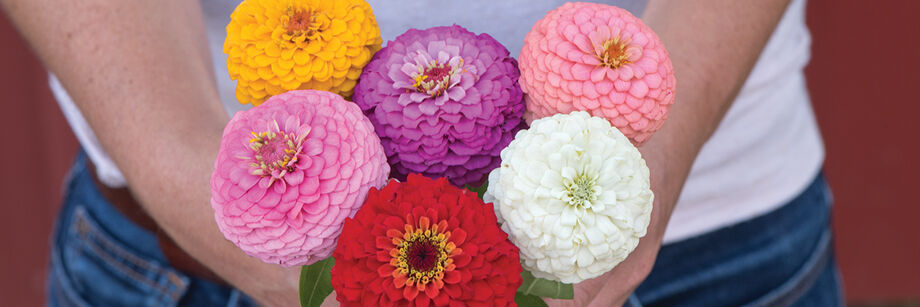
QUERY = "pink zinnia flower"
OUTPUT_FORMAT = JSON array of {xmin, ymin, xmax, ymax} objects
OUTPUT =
[
  {"xmin": 210, "ymin": 90, "xmax": 389, "ymax": 267},
  {"xmin": 519, "ymin": 2, "xmax": 676, "ymax": 145}
]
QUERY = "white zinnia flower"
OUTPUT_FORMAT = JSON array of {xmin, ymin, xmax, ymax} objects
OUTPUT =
[{"xmin": 484, "ymin": 111, "xmax": 653, "ymax": 283}]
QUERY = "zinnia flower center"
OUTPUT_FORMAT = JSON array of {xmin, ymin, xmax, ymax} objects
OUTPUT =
[
  {"xmin": 412, "ymin": 59, "xmax": 464, "ymax": 97},
  {"xmin": 389, "ymin": 217, "xmax": 458, "ymax": 290},
  {"xmin": 248, "ymin": 128, "xmax": 306, "ymax": 179},
  {"xmin": 288, "ymin": 9, "xmax": 313, "ymax": 32},
  {"xmin": 283, "ymin": 7, "xmax": 318, "ymax": 39},
  {"xmin": 599, "ymin": 37, "xmax": 632, "ymax": 69},
  {"xmin": 564, "ymin": 172, "xmax": 600, "ymax": 208},
  {"xmin": 422, "ymin": 65, "xmax": 451, "ymax": 84},
  {"xmin": 405, "ymin": 239, "xmax": 440, "ymax": 273}
]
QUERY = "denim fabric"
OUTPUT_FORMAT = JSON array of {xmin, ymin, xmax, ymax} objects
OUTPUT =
[
  {"xmin": 630, "ymin": 173, "xmax": 844, "ymax": 307},
  {"xmin": 47, "ymin": 152, "xmax": 257, "ymax": 307}
]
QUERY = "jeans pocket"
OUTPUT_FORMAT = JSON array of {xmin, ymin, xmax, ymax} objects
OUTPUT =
[
  {"xmin": 743, "ymin": 228, "xmax": 834, "ymax": 307},
  {"xmin": 58, "ymin": 206, "xmax": 189, "ymax": 307}
]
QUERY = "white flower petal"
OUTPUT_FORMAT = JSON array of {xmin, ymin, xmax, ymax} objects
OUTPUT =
[{"xmin": 486, "ymin": 111, "xmax": 653, "ymax": 283}]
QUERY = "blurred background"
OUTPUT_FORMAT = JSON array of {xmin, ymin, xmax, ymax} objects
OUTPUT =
[{"xmin": 1, "ymin": 0, "xmax": 918, "ymax": 306}]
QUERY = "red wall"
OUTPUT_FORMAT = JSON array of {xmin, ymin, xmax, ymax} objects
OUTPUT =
[
  {"xmin": 0, "ymin": 14, "xmax": 79, "ymax": 307},
  {"xmin": 806, "ymin": 0, "xmax": 920, "ymax": 302},
  {"xmin": 1, "ymin": 0, "xmax": 918, "ymax": 305}
]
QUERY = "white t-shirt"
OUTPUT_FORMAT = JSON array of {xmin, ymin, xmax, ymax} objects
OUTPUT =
[{"xmin": 51, "ymin": 0, "xmax": 823, "ymax": 244}]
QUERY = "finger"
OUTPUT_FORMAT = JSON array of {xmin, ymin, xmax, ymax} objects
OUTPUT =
[{"xmin": 320, "ymin": 291, "xmax": 339, "ymax": 307}]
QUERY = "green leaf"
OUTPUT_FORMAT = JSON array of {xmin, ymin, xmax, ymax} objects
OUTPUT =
[
  {"xmin": 464, "ymin": 180, "xmax": 489, "ymax": 200},
  {"xmin": 515, "ymin": 293, "xmax": 549, "ymax": 307},
  {"xmin": 299, "ymin": 257, "xmax": 335, "ymax": 307},
  {"xmin": 517, "ymin": 270, "xmax": 574, "ymax": 299}
]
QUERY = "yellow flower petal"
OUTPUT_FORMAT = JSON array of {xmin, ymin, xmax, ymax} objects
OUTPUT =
[
  {"xmin": 330, "ymin": 19, "xmax": 347, "ymax": 36},
  {"xmin": 265, "ymin": 83, "xmax": 284, "ymax": 95},
  {"xmin": 311, "ymin": 60, "xmax": 325, "ymax": 72},
  {"xmin": 293, "ymin": 65, "xmax": 312, "ymax": 78},
  {"xmin": 271, "ymin": 62, "xmax": 291, "ymax": 77},
  {"xmin": 282, "ymin": 79, "xmax": 301, "ymax": 90},
  {"xmin": 281, "ymin": 48, "xmax": 296, "ymax": 60},
  {"xmin": 314, "ymin": 63, "xmax": 330, "ymax": 81},
  {"xmin": 346, "ymin": 68, "xmax": 362, "ymax": 80},
  {"xmin": 235, "ymin": 86, "xmax": 249, "ymax": 105},
  {"xmin": 250, "ymin": 80, "xmax": 266, "ymax": 91},
  {"xmin": 245, "ymin": 45, "xmax": 262, "ymax": 58},
  {"xmin": 224, "ymin": 0, "xmax": 382, "ymax": 105},
  {"xmin": 264, "ymin": 43, "xmax": 281, "ymax": 58},
  {"xmin": 293, "ymin": 50, "xmax": 311, "ymax": 65},
  {"xmin": 332, "ymin": 68, "xmax": 348, "ymax": 79},
  {"xmin": 257, "ymin": 67, "xmax": 274, "ymax": 80},
  {"xmin": 249, "ymin": 88, "xmax": 268, "ymax": 100},
  {"xmin": 242, "ymin": 67, "xmax": 260, "ymax": 81},
  {"xmin": 305, "ymin": 40, "xmax": 322, "ymax": 54},
  {"xmin": 332, "ymin": 57, "xmax": 349, "ymax": 71}
]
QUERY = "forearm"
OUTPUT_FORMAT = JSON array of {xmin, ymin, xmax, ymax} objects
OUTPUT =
[
  {"xmin": 639, "ymin": 0, "xmax": 793, "ymax": 228},
  {"xmin": 1, "ymin": 0, "xmax": 296, "ymax": 304}
]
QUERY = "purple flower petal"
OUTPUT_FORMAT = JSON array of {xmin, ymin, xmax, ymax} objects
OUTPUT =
[{"xmin": 353, "ymin": 25, "xmax": 525, "ymax": 186}]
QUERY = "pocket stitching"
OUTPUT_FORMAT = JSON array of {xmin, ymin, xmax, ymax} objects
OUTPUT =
[
  {"xmin": 73, "ymin": 205, "xmax": 160, "ymax": 274},
  {"xmin": 70, "ymin": 207, "xmax": 183, "ymax": 302},
  {"xmin": 50, "ymin": 263, "xmax": 93, "ymax": 307}
]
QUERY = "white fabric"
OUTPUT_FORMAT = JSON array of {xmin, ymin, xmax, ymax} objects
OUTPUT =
[
  {"xmin": 51, "ymin": 0, "xmax": 822, "ymax": 244},
  {"xmin": 663, "ymin": 0, "xmax": 823, "ymax": 243}
]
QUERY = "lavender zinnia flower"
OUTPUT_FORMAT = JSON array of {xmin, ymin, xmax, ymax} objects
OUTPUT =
[{"xmin": 354, "ymin": 25, "xmax": 525, "ymax": 186}]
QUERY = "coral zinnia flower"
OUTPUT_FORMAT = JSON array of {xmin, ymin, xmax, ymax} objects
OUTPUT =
[
  {"xmin": 353, "ymin": 25, "xmax": 525, "ymax": 187},
  {"xmin": 210, "ymin": 90, "xmax": 389, "ymax": 267},
  {"xmin": 331, "ymin": 174, "xmax": 521, "ymax": 306},
  {"xmin": 519, "ymin": 2, "xmax": 676, "ymax": 145},
  {"xmin": 484, "ymin": 111, "xmax": 653, "ymax": 283},
  {"xmin": 224, "ymin": 0, "xmax": 382, "ymax": 106}
]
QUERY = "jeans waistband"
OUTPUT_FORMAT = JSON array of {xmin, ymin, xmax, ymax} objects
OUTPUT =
[{"xmin": 62, "ymin": 151, "xmax": 166, "ymax": 262}]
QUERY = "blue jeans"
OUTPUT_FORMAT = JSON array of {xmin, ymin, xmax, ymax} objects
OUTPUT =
[
  {"xmin": 629, "ymin": 173, "xmax": 845, "ymax": 306},
  {"xmin": 47, "ymin": 152, "xmax": 257, "ymax": 307}
]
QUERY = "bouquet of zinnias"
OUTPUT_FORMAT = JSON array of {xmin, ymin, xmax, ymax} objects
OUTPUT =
[{"xmin": 210, "ymin": 1, "xmax": 674, "ymax": 306}]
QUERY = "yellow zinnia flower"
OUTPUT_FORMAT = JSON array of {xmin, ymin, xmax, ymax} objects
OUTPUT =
[{"xmin": 224, "ymin": 0, "xmax": 382, "ymax": 106}]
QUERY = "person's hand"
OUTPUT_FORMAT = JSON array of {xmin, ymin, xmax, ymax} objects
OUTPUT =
[
  {"xmin": 544, "ymin": 137, "xmax": 677, "ymax": 307},
  {"xmin": 543, "ymin": 212, "xmax": 664, "ymax": 307},
  {"xmin": 239, "ymin": 266, "xmax": 302, "ymax": 307},
  {"xmin": 321, "ymin": 291, "xmax": 340, "ymax": 306}
]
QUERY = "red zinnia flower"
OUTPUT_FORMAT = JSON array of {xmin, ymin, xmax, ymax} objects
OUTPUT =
[{"xmin": 331, "ymin": 174, "xmax": 522, "ymax": 306}]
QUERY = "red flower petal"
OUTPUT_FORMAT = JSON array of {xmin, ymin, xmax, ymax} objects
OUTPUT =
[
  {"xmin": 384, "ymin": 282, "xmax": 403, "ymax": 301},
  {"xmin": 418, "ymin": 216, "xmax": 430, "ymax": 231},
  {"xmin": 375, "ymin": 236, "xmax": 393, "ymax": 249},
  {"xmin": 331, "ymin": 175, "xmax": 521, "ymax": 306},
  {"xmin": 434, "ymin": 292, "xmax": 450, "ymax": 306},
  {"xmin": 450, "ymin": 228, "xmax": 467, "ymax": 246},
  {"xmin": 377, "ymin": 264, "xmax": 394, "ymax": 277},
  {"xmin": 472, "ymin": 281, "xmax": 493, "ymax": 301},
  {"xmin": 393, "ymin": 272, "xmax": 407, "ymax": 288},
  {"xmin": 444, "ymin": 270, "xmax": 462, "ymax": 284},
  {"xmin": 414, "ymin": 296, "xmax": 430, "ymax": 307},
  {"xmin": 444, "ymin": 284, "xmax": 461, "ymax": 298},
  {"xmin": 453, "ymin": 253, "xmax": 472, "ymax": 267},
  {"xmin": 424, "ymin": 283, "xmax": 440, "ymax": 298},
  {"xmin": 403, "ymin": 285, "xmax": 419, "ymax": 301}
]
